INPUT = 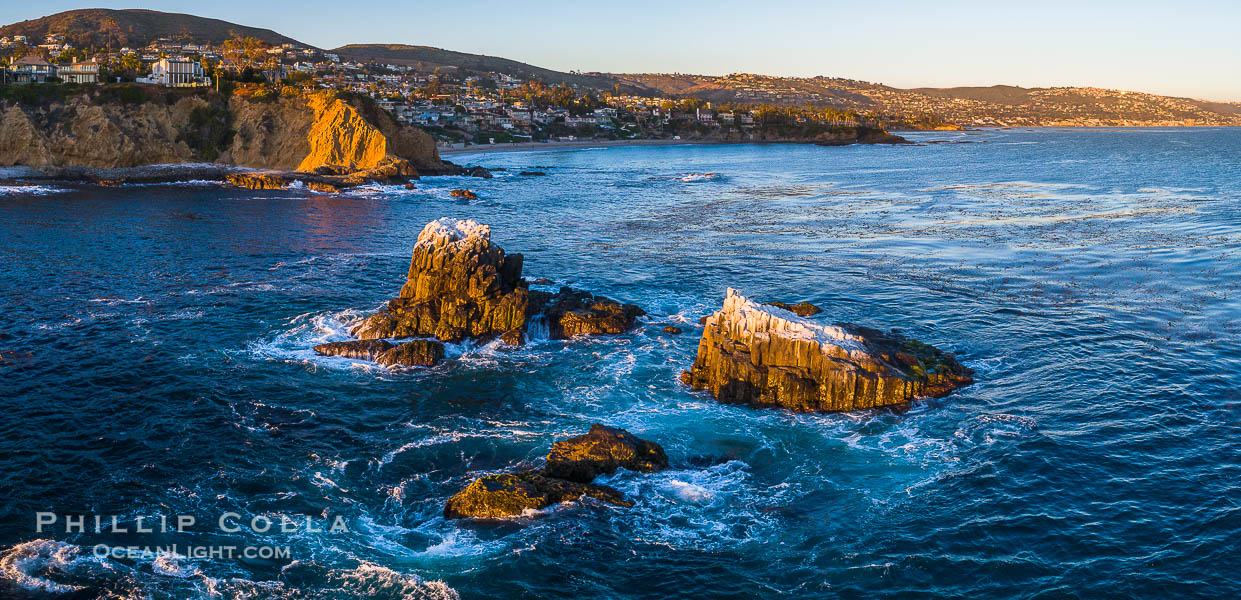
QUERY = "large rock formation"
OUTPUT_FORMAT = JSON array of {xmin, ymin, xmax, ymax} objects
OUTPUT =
[
  {"xmin": 350, "ymin": 218, "xmax": 644, "ymax": 345},
  {"xmin": 0, "ymin": 88, "xmax": 452, "ymax": 180},
  {"xmin": 681, "ymin": 289, "xmax": 973, "ymax": 412},
  {"xmin": 445, "ymin": 424, "xmax": 666, "ymax": 519}
]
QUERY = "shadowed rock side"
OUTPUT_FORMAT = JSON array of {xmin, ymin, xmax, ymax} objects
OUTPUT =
[
  {"xmin": 445, "ymin": 425, "xmax": 666, "ymax": 519},
  {"xmin": 351, "ymin": 218, "xmax": 644, "ymax": 345},
  {"xmin": 313, "ymin": 339, "xmax": 445, "ymax": 367},
  {"xmin": 681, "ymin": 289, "xmax": 973, "ymax": 412}
]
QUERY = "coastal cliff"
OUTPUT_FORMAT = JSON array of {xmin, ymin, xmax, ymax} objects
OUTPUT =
[{"xmin": 0, "ymin": 87, "xmax": 452, "ymax": 179}]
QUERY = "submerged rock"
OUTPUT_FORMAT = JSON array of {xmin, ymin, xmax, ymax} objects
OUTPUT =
[
  {"xmin": 763, "ymin": 301, "xmax": 823, "ymax": 317},
  {"xmin": 545, "ymin": 424, "xmax": 669, "ymax": 483},
  {"xmin": 444, "ymin": 470, "xmax": 629, "ymax": 519},
  {"xmin": 681, "ymin": 289, "xmax": 973, "ymax": 412},
  {"xmin": 664, "ymin": 325, "xmax": 684, "ymax": 335},
  {"xmin": 519, "ymin": 171, "xmax": 547, "ymax": 176},
  {"xmin": 449, "ymin": 189, "xmax": 478, "ymax": 200},
  {"xmin": 445, "ymin": 424, "xmax": 665, "ymax": 519},
  {"xmin": 350, "ymin": 218, "xmax": 642, "ymax": 346}
]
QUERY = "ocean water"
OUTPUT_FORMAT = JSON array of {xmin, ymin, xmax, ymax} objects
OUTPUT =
[{"xmin": 1, "ymin": 128, "xmax": 1239, "ymax": 599}]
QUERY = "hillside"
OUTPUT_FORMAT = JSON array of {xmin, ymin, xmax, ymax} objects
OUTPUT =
[
  {"xmin": 333, "ymin": 44, "xmax": 645, "ymax": 91},
  {"xmin": 609, "ymin": 74, "xmax": 1241, "ymax": 127},
  {"xmin": 0, "ymin": 9, "xmax": 310, "ymax": 49}
]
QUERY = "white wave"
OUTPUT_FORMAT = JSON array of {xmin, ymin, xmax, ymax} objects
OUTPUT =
[
  {"xmin": 0, "ymin": 185, "xmax": 66, "ymax": 195},
  {"xmin": 0, "ymin": 539, "xmax": 93, "ymax": 593}
]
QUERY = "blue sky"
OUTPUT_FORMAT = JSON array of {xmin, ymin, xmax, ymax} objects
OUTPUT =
[{"xmin": 6, "ymin": 1, "xmax": 1240, "ymax": 101}]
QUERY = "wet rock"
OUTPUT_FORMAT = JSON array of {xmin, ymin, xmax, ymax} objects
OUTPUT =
[
  {"xmin": 351, "ymin": 219, "xmax": 642, "ymax": 346},
  {"xmin": 313, "ymin": 340, "xmax": 395, "ymax": 361},
  {"xmin": 465, "ymin": 166, "xmax": 493, "ymax": 178},
  {"xmin": 664, "ymin": 325, "xmax": 684, "ymax": 335},
  {"xmin": 376, "ymin": 339, "xmax": 445, "ymax": 367},
  {"xmin": 449, "ymin": 189, "xmax": 478, "ymax": 200},
  {"xmin": 351, "ymin": 219, "xmax": 529, "ymax": 342},
  {"xmin": 763, "ymin": 301, "xmax": 823, "ymax": 317},
  {"xmin": 500, "ymin": 329, "xmax": 526, "ymax": 346},
  {"xmin": 681, "ymin": 289, "xmax": 973, "ymax": 412},
  {"xmin": 444, "ymin": 470, "xmax": 630, "ymax": 519},
  {"xmin": 544, "ymin": 424, "xmax": 668, "ymax": 483},
  {"xmin": 532, "ymin": 277, "xmax": 554, "ymax": 285},
  {"xmin": 404, "ymin": 182, "xmax": 417, "ymax": 190},
  {"xmin": 534, "ymin": 287, "xmax": 645, "ymax": 338},
  {"xmin": 519, "ymin": 171, "xmax": 547, "ymax": 176},
  {"xmin": 225, "ymin": 172, "xmax": 346, "ymax": 194}
]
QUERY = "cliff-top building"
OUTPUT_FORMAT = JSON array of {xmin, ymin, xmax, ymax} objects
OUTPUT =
[
  {"xmin": 59, "ymin": 59, "xmax": 100, "ymax": 84},
  {"xmin": 10, "ymin": 55, "xmax": 55, "ymax": 84},
  {"xmin": 138, "ymin": 58, "xmax": 210, "ymax": 87}
]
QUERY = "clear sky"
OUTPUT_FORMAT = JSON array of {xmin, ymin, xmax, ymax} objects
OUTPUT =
[{"xmin": 5, "ymin": 1, "xmax": 1240, "ymax": 101}]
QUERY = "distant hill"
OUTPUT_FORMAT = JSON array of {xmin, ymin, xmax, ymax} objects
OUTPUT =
[
  {"xmin": 0, "ymin": 9, "xmax": 310, "ymax": 49},
  {"xmin": 333, "ymin": 44, "xmax": 646, "ymax": 91},
  {"xmin": 610, "ymin": 74, "xmax": 1241, "ymax": 127}
]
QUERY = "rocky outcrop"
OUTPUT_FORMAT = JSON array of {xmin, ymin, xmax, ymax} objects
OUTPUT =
[
  {"xmin": 681, "ymin": 289, "xmax": 973, "ymax": 412},
  {"xmin": 444, "ymin": 471, "xmax": 629, "ymax": 519},
  {"xmin": 444, "ymin": 424, "xmax": 665, "ymax": 519},
  {"xmin": 763, "ymin": 301, "xmax": 822, "ymax": 317},
  {"xmin": 537, "ymin": 287, "xmax": 646, "ymax": 338},
  {"xmin": 224, "ymin": 171, "xmax": 348, "ymax": 194},
  {"xmin": 544, "ymin": 424, "xmax": 669, "ymax": 483},
  {"xmin": 313, "ymin": 338, "xmax": 445, "ymax": 367},
  {"xmin": 350, "ymin": 218, "xmax": 643, "ymax": 345},
  {"xmin": 351, "ymin": 219, "xmax": 530, "ymax": 342},
  {"xmin": 0, "ymin": 88, "xmax": 452, "ymax": 181}
]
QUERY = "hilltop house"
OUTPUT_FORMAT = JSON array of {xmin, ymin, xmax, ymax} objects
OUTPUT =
[
  {"xmin": 138, "ymin": 58, "xmax": 210, "ymax": 87},
  {"xmin": 10, "ymin": 55, "xmax": 56, "ymax": 84},
  {"xmin": 59, "ymin": 59, "xmax": 100, "ymax": 84}
]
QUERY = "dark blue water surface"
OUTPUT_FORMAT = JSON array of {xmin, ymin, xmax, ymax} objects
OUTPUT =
[{"xmin": 1, "ymin": 129, "xmax": 1239, "ymax": 599}]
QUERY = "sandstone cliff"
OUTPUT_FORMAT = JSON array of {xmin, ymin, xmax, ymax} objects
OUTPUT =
[
  {"xmin": 681, "ymin": 289, "xmax": 972, "ymax": 412},
  {"xmin": 0, "ymin": 88, "xmax": 451, "ymax": 178}
]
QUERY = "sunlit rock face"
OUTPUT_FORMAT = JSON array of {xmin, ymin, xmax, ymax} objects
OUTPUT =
[
  {"xmin": 682, "ymin": 289, "xmax": 973, "ymax": 412},
  {"xmin": 351, "ymin": 218, "xmax": 643, "ymax": 345}
]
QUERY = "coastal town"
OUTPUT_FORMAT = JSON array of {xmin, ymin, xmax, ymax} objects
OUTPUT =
[{"xmin": 0, "ymin": 33, "xmax": 904, "ymax": 149}]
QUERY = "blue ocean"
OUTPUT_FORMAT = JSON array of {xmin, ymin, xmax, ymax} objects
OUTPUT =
[{"xmin": 1, "ymin": 128, "xmax": 1238, "ymax": 599}]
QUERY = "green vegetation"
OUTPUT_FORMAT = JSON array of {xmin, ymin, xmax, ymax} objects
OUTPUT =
[{"xmin": 179, "ymin": 104, "xmax": 233, "ymax": 160}]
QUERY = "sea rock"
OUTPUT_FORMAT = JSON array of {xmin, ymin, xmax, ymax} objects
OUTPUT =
[
  {"xmin": 681, "ymin": 289, "xmax": 973, "ymax": 412},
  {"xmin": 535, "ymin": 287, "xmax": 646, "ymax": 338},
  {"xmin": 500, "ymin": 329, "xmax": 526, "ymax": 346},
  {"xmin": 519, "ymin": 171, "xmax": 547, "ymax": 176},
  {"xmin": 350, "ymin": 218, "xmax": 642, "ymax": 346},
  {"xmin": 376, "ymin": 339, "xmax": 445, "ymax": 367},
  {"xmin": 449, "ymin": 189, "xmax": 478, "ymax": 200},
  {"xmin": 664, "ymin": 326, "xmax": 684, "ymax": 335},
  {"xmin": 225, "ymin": 171, "xmax": 346, "ymax": 194},
  {"xmin": 763, "ymin": 301, "xmax": 823, "ymax": 317},
  {"xmin": 313, "ymin": 339, "xmax": 395, "ymax": 361},
  {"xmin": 544, "ymin": 424, "xmax": 669, "ymax": 483},
  {"xmin": 312, "ymin": 339, "xmax": 444, "ymax": 366},
  {"xmin": 351, "ymin": 219, "xmax": 529, "ymax": 342},
  {"xmin": 464, "ymin": 166, "xmax": 493, "ymax": 178},
  {"xmin": 444, "ymin": 470, "xmax": 630, "ymax": 519}
]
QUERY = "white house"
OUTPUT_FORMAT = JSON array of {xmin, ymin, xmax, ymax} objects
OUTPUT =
[{"xmin": 138, "ymin": 58, "xmax": 210, "ymax": 87}]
